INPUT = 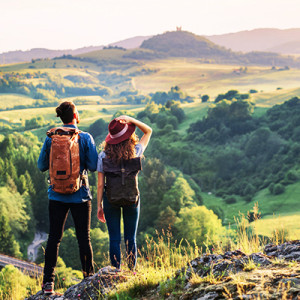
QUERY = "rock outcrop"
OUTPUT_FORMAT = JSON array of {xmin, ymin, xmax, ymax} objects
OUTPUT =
[
  {"xmin": 27, "ymin": 241, "xmax": 300, "ymax": 300},
  {"xmin": 26, "ymin": 266, "xmax": 129, "ymax": 300},
  {"xmin": 177, "ymin": 240, "xmax": 300, "ymax": 299}
]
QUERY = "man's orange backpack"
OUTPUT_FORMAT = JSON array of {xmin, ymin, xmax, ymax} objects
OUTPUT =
[{"xmin": 47, "ymin": 127, "xmax": 81, "ymax": 194}]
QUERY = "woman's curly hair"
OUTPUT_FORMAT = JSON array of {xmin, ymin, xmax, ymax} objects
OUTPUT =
[{"xmin": 102, "ymin": 133, "xmax": 139, "ymax": 164}]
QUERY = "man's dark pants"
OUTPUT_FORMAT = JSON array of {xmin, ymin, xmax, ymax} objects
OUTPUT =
[{"xmin": 43, "ymin": 200, "xmax": 94, "ymax": 283}]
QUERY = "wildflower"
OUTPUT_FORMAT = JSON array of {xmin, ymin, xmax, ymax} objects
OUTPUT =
[
  {"xmin": 62, "ymin": 277, "xmax": 65, "ymax": 281},
  {"xmin": 78, "ymin": 294, "xmax": 81, "ymax": 297}
]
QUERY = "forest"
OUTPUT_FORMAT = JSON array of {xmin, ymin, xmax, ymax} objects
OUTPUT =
[{"xmin": 1, "ymin": 94, "xmax": 300, "ymax": 279}]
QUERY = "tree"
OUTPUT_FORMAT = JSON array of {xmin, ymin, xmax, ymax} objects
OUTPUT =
[
  {"xmin": 90, "ymin": 228, "xmax": 109, "ymax": 267},
  {"xmin": 155, "ymin": 206, "xmax": 177, "ymax": 231},
  {"xmin": 174, "ymin": 206, "xmax": 225, "ymax": 246},
  {"xmin": 170, "ymin": 103, "xmax": 185, "ymax": 123},
  {"xmin": 201, "ymin": 95, "xmax": 209, "ymax": 103},
  {"xmin": 156, "ymin": 113, "xmax": 168, "ymax": 129},
  {"xmin": 113, "ymin": 110, "xmax": 135, "ymax": 119},
  {"xmin": 0, "ymin": 187, "xmax": 29, "ymax": 237},
  {"xmin": 59, "ymin": 228, "xmax": 81, "ymax": 270},
  {"xmin": 139, "ymin": 158, "xmax": 176, "ymax": 231},
  {"xmin": 0, "ymin": 215, "xmax": 20, "ymax": 257},
  {"xmin": 88, "ymin": 118, "xmax": 107, "ymax": 139},
  {"xmin": 160, "ymin": 176, "xmax": 196, "ymax": 213}
]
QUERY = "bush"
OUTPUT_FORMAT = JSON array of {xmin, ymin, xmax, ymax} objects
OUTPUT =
[
  {"xmin": 224, "ymin": 196, "xmax": 237, "ymax": 204},
  {"xmin": 268, "ymin": 183, "xmax": 275, "ymax": 194},
  {"xmin": 243, "ymin": 183, "xmax": 256, "ymax": 196},
  {"xmin": 174, "ymin": 205, "xmax": 225, "ymax": 246},
  {"xmin": 201, "ymin": 95, "xmax": 209, "ymax": 102},
  {"xmin": 0, "ymin": 265, "xmax": 40, "ymax": 299},
  {"xmin": 273, "ymin": 183, "xmax": 285, "ymax": 195},
  {"xmin": 207, "ymin": 205, "xmax": 225, "ymax": 224},
  {"xmin": 88, "ymin": 118, "xmax": 107, "ymax": 139},
  {"xmin": 285, "ymin": 170, "xmax": 298, "ymax": 183}
]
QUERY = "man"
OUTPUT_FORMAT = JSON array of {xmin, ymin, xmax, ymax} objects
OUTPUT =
[{"xmin": 38, "ymin": 101, "xmax": 98, "ymax": 295}]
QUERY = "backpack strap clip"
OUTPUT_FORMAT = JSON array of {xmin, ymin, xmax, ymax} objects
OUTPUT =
[{"xmin": 121, "ymin": 159, "xmax": 125, "ymax": 185}]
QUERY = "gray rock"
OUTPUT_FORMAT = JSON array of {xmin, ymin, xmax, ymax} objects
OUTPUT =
[
  {"xmin": 196, "ymin": 292, "xmax": 219, "ymax": 299},
  {"xmin": 27, "ymin": 266, "xmax": 128, "ymax": 300}
]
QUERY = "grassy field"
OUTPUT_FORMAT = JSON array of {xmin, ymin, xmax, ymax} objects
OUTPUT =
[
  {"xmin": 132, "ymin": 58, "xmax": 300, "ymax": 99},
  {"xmin": 253, "ymin": 86, "xmax": 300, "ymax": 107},
  {"xmin": 0, "ymin": 59, "xmax": 101, "ymax": 73},
  {"xmin": 253, "ymin": 212, "xmax": 300, "ymax": 240},
  {"xmin": 0, "ymin": 94, "xmax": 36, "ymax": 109},
  {"xmin": 202, "ymin": 180, "xmax": 300, "ymax": 237}
]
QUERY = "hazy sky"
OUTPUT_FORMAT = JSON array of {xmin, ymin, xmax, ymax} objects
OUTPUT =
[{"xmin": 1, "ymin": 0, "xmax": 299, "ymax": 53}]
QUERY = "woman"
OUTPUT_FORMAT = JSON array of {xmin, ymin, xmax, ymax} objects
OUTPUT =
[{"xmin": 97, "ymin": 115, "xmax": 152, "ymax": 269}]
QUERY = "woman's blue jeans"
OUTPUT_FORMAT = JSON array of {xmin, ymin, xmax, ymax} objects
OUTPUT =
[{"xmin": 103, "ymin": 192, "xmax": 140, "ymax": 269}]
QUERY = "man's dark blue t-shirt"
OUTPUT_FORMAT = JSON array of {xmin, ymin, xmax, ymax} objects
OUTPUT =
[{"xmin": 37, "ymin": 124, "xmax": 98, "ymax": 203}]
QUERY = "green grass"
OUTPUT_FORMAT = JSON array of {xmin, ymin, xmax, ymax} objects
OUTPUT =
[
  {"xmin": 253, "ymin": 86, "xmax": 300, "ymax": 107},
  {"xmin": 253, "ymin": 212, "xmax": 300, "ymax": 240},
  {"xmin": 202, "ymin": 180, "xmax": 300, "ymax": 238},
  {"xmin": 178, "ymin": 101, "xmax": 210, "ymax": 133},
  {"xmin": 133, "ymin": 58, "xmax": 300, "ymax": 100},
  {"xmin": 0, "ymin": 59, "xmax": 102, "ymax": 73}
]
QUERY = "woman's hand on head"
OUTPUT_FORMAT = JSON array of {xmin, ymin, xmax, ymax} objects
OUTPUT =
[
  {"xmin": 115, "ymin": 115, "xmax": 133, "ymax": 124},
  {"xmin": 97, "ymin": 206, "xmax": 106, "ymax": 223}
]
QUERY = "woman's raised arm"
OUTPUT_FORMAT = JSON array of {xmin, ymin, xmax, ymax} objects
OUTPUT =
[{"xmin": 115, "ymin": 115, "xmax": 152, "ymax": 150}]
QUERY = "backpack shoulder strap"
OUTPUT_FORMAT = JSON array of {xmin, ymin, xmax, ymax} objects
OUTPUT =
[{"xmin": 47, "ymin": 127, "xmax": 81, "ymax": 138}]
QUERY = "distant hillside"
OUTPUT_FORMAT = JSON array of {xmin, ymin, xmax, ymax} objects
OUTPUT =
[
  {"xmin": 267, "ymin": 39, "xmax": 300, "ymax": 54},
  {"xmin": 139, "ymin": 30, "xmax": 300, "ymax": 67},
  {"xmin": 140, "ymin": 31, "xmax": 234, "ymax": 59},
  {"xmin": 206, "ymin": 28, "xmax": 300, "ymax": 54},
  {"xmin": 0, "ymin": 47, "xmax": 104, "ymax": 65},
  {"xmin": 109, "ymin": 35, "xmax": 152, "ymax": 49},
  {"xmin": 0, "ymin": 36, "xmax": 151, "ymax": 65}
]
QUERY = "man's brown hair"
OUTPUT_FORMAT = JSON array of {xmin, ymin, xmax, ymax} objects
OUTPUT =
[{"xmin": 56, "ymin": 101, "xmax": 76, "ymax": 124}]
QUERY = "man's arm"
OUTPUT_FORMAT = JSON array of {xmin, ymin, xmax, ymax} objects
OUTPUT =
[
  {"xmin": 37, "ymin": 137, "xmax": 51, "ymax": 172},
  {"xmin": 84, "ymin": 133, "xmax": 98, "ymax": 172}
]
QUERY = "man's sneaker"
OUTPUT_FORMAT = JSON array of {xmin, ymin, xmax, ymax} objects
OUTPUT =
[{"xmin": 42, "ymin": 282, "xmax": 54, "ymax": 295}]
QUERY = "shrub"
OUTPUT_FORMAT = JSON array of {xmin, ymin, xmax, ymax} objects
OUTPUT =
[
  {"xmin": 224, "ymin": 196, "xmax": 237, "ymax": 204},
  {"xmin": 285, "ymin": 170, "xmax": 298, "ymax": 183},
  {"xmin": 269, "ymin": 183, "xmax": 275, "ymax": 194},
  {"xmin": 273, "ymin": 183, "xmax": 285, "ymax": 195},
  {"xmin": 201, "ymin": 95, "xmax": 209, "ymax": 102},
  {"xmin": 207, "ymin": 205, "xmax": 225, "ymax": 224},
  {"xmin": 174, "ymin": 205, "xmax": 225, "ymax": 246},
  {"xmin": 0, "ymin": 265, "xmax": 40, "ymax": 299}
]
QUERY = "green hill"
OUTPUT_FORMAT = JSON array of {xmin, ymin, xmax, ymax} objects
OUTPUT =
[
  {"xmin": 139, "ymin": 30, "xmax": 300, "ymax": 67},
  {"xmin": 140, "ymin": 30, "xmax": 233, "ymax": 59}
]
